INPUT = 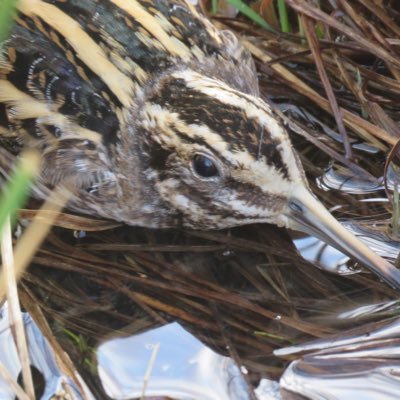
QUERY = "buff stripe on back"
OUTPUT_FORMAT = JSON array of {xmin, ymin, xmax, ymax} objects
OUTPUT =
[
  {"xmin": 110, "ymin": 0, "xmax": 191, "ymax": 59},
  {"xmin": 0, "ymin": 80, "xmax": 103, "ymax": 143},
  {"xmin": 17, "ymin": 0, "xmax": 135, "ymax": 108}
]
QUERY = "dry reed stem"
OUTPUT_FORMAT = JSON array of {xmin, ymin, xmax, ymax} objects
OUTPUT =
[
  {"xmin": 285, "ymin": 0, "xmax": 400, "ymax": 69},
  {"xmin": 0, "ymin": 361, "xmax": 31, "ymax": 400},
  {"xmin": 241, "ymin": 39, "xmax": 396, "ymax": 147},
  {"xmin": 301, "ymin": 15, "xmax": 351, "ymax": 158},
  {"xmin": 18, "ymin": 209, "xmax": 121, "ymax": 231},
  {"xmin": 19, "ymin": 286, "xmax": 90, "ymax": 400},
  {"xmin": 141, "ymin": 342, "xmax": 160, "ymax": 400},
  {"xmin": 0, "ymin": 186, "xmax": 70, "ymax": 298},
  {"xmin": 1, "ymin": 216, "xmax": 35, "ymax": 399},
  {"xmin": 0, "ymin": 186, "xmax": 71, "ymax": 398}
]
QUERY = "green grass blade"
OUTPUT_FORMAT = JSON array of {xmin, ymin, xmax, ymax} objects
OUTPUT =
[
  {"xmin": 227, "ymin": 0, "xmax": 275, "ymax": 32},
  {"xmin": 315, "ymin": 23, "xmax": 325, "ymax": 39},
  {"xmin": 211, "ymin": 0, "xmax": 219, "ymax": 15},
  {"xmin": 0, "ymin": 0, "xmax": 18, "ymax": 44},
  {"xmin": 0, "ymin": 152, "xmax": 40, "ymax": 232},
  {"xmin": 277, "ymin": 0, "xmax": 291, "ymax": 33}
]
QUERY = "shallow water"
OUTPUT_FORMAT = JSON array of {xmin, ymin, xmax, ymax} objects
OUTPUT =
[
  {"xmin": 4, "ymin": 303, "xmax": 400, "ymax": 400},
  {"xmin": 0, "ymin": 304, "xmax": 281, "ymax": 400},
  {"xmin": 98, "ymin": 322, "xmax": 280, "ymax": 400},
  {"xmin": 276, "ymin": 317, "xmax": 400, "ymax": 400}
]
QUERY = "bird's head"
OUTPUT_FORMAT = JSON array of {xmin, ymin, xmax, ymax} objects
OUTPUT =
[
  {"xmin": 119, "ymin": 69, "xmax": 400, "ymax": 289},
  {"xmin": 136, "ymin": 70, "xmax": 306, "ymax": 230}
]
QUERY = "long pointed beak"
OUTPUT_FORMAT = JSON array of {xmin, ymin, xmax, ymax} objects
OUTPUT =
[{"xmin": 286, "ymin": 185, "xmax": 400, "ymax": 290}]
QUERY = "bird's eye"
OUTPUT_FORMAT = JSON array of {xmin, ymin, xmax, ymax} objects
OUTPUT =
[{"xmin": 192, "ymin": 154, "xmax": 219, "ymax": 178}]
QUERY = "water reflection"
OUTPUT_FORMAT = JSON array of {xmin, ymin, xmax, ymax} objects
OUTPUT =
[
  {"xmin": 97, "ymin": 315, "xmax": 400, "ymax": 400},
  {"xmin": 317, "ymin": 167, "xmax": 384, "ymax": 194},
  {"xmin": 337, "ymin": 300, "xmax": 400, "ymax": 320},
  {"xmin": 4, "ymin": 301, "xmax": 400, "ymax": 400},
  {"xmin": 98, "ymin": 322, "xmax": 280, "ymax": 400},
  {"xmin": 280, "ymin": 359, "xmax": 400, "ymax": 400},
  {"xmin": 293, "ymin": 215, "xmax": 400, "ymax": 276},
  {"xmin": 276, "ymin": 318, "xmax": 400, "ymax": 400},
  {"xmin": 317, "ymin": 165, "xmax": 400, "ymax": 194},
  {"xmin": 344, "ymin": 222, "xmax": 400, "ymax": 259},
  {"xmin": 0, "ymin": 304, "xmax": 92, "ymax": 400},
  {"xmin": 293, "ymin": 236, "xmax": 354, "ymax": 275},
  {"xmin": 98, "ymin": 322, "xmax": 245, "ymax": 399}
]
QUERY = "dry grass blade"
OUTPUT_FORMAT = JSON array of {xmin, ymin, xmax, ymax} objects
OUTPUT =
[
  {"xmin": 1, "ymin": 216, "xmax": 35, "ymax": 399},
  {"xmin": 383, "ymin": 139, "xmax": 400, "ymax": 205},
  {"xmin": 336, "ymin": 0, "xmax": 400, "ymax": 81},
  {"xmin": 103, "ymin": 266, "xmax": 330, "ymax": 336},
  {"xmin": 242, "ymin": 38, "xmax": 396, "ymax": 147},
  {"xmin": 140, "ymin": 342, "xmax": 160, "ymax": 400},
  {"xmin": 285, "ymin": 0, "xmax": 400, "ymax": 69},
  {"xmin": 9, "ymin": 187, "xmax": 70, "ymax": 289},
  {"xmin": 81, "ymin": 243, "xmax": 226, "ymax": 252},
  {"xmin": 356, "ymin": 0, "xmax": 400, "ymax": 36},
  {"xmin": 18, "ymin": 285, "xmax": 90, "ymax": 400},
  {"xmin": 0, "ymin": 361, "xmax": 31, "ymax": 400},
  {"xmin": 0, "ymin": 186, "xmax": 75, "ymax": 397},
  {"xmin": 340, "ymin": 0, "xmax": 389, "ymax": 48},
  {"xmin": 18, "ymin": 210, "xmax": 121, "ymax": 232},
  {"xmin": 301, "ymin": 15, "xmax": 351, "ymax": 159},
  {"xmin": 276, "ymin": 109, "xmax": 374, "ymax": 179}
]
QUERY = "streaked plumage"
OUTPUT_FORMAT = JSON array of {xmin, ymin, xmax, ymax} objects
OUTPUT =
[
  {"xmin": 1, "ymin": 0, "xmax": 400, "ymax": 288},
  {"xmin": 0, "ymin": 0, "xmax": 295, "ymax": 229}
]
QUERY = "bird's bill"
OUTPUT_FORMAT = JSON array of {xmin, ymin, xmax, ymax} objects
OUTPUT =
[{"xmin": 285, "ymin": 185, "xmax": 400, "ymax": 290}]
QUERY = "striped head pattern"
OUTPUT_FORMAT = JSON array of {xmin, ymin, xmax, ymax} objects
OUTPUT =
[
  {"xmin": 2, "ymin": 0, "xmax": 400, "ymax": 290},
  {"xmin": 135, "ymin": 70, "xmax": 308, "ymax": 229},
  {"xmin": 0, "ymin": 0, "xmax": 308, "ymax": 230}
]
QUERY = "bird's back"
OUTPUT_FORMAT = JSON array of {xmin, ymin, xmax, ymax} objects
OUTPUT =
[{"xmin": 0, "ymin": 0, "xmax": 256, "ymax": 156}]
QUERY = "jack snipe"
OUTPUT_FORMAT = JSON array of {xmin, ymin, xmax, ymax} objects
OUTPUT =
[{"xmin": 1, "ymin": 0, "xmax": 400, "ymax": 288}]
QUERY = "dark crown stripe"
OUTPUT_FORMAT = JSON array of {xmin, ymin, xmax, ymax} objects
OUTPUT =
[{"xmin": 151, "ymin": 77, "xmax": 290, "ymax": 178}]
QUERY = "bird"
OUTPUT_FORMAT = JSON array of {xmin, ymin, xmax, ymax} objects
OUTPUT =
[{"xmin": 1, "ymin": 0, "xmax": 400, "ymax": 289}]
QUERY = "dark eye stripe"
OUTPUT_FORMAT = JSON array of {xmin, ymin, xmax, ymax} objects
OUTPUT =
[{"xmin": 168, "ymin": 123, "xmax": 226, "ymax": 159}]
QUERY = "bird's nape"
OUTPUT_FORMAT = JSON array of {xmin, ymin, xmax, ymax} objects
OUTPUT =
[{"xmin": 285, "ymin": 184, "xmax": 400, "ymax": 290}]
